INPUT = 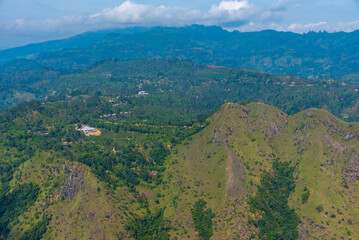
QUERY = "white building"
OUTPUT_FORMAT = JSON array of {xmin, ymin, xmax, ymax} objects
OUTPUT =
[{"xmin": 81, "ymin": 126, "xmax": 97, "ymax": 135}]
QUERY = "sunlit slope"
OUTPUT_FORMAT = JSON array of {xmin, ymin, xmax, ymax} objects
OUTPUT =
[
  {"xmin": 7, "ymin": 153, "xmax": 136, "ymax": 240},
  {"xmin": 156, "ymin": 103, "xmax": 359, "ymax": 239},
  {"xmin": 5, "ymin": 102, "xmax": 359, "ymax": 239}
]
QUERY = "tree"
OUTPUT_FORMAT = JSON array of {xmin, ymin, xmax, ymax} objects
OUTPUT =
[{"xmin": 191, "ymin": 200, "xmax": 215, "ymax": 240}]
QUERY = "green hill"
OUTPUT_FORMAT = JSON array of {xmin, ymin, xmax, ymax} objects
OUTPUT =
[
  {"xmin": 1, "ymin": 98, "xmax": 359, "ymax": 239},
  {"xmin": 147, "ymin": 102, "xmax": 359, "ymax": 239}
]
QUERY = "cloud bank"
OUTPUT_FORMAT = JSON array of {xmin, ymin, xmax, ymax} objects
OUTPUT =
[
  {"xmin": 1, "ymin": 0, "xmax": 359, "ymax": 49},
  {"xmin": 89, "ymin": 1, "xmax": 201, "ymax": 26},
  {"xmin": 0, "ymin": 1, "xmax": 292, "ymax": 33},
  {"xmin": 287, "ymin": 20, "xmax": 359, "ymax": 33}
]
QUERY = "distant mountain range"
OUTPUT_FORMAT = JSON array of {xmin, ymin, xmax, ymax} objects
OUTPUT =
[
  {"xmin": 1, "ymin": 25, "xmax": 359, "ymax": 81},
  {"xmin": 0, "ymin": 27, "xmax": 149, "ymax": 65}
]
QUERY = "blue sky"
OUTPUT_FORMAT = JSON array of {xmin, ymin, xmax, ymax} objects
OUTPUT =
[{"xmin": 0, "ymin": 0, "xmax": 359, "ymax": 49}]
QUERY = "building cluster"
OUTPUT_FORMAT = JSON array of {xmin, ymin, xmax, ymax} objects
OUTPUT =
[
  {"xmin": 101, "ymin": 113, "xmax": 117, "ymax": 118},
  {"xmin": 110, "ymin": 101, "xmax": 128, "ymax": 108},
  {"xmin": 100, "ymin": 112, "xmax": 132, "ymax": 118}
]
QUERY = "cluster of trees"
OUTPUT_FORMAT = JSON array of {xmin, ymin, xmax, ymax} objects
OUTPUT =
[
  {"xmin": 302, "ymin": 187, "xmax": 310, "ymax": 204},
  {"xmin": 19, "ymin": 214, "xmax": 51, "ymax": 240},
  {"xmin": 191, "ymin": 200, "xmax": 215, "ymax": 240},
  {"xmin": 248, "ymin": 161, "xmax": 299, "ymax": 240},
  {"xmin": 0, "ymin": 182, "xmax": 40, "ymax": 239},
  {"xmin": 65, "ymin": 141, "xmax": 170, "ymax": 189},
  {"xmin": 127, "ymin": 208, "xmax": 170, "ymax": 240}
]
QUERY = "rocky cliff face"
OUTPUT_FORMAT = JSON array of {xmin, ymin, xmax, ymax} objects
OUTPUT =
[{"xmin": 61, "ymin": 166, "xmax": 84, "ymax": 200}]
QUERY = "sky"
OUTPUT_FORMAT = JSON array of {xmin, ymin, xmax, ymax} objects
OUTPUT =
[{"xmin": 0, "ymin": 0, "xmax": 359, "ymax": 50}]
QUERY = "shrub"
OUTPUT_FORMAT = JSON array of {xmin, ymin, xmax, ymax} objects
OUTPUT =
[{"xmin": 316, "ymin": 205, "xmax": 324, "ymax": 213}]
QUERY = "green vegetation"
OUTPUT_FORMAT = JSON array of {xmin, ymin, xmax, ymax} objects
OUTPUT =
[
  {"xmin": 1, "ymin": 95, "xmax": 359, "ymax": 239},
  {"xmin": 0, "ymin": 86, "xmax": 205, "ymax": 238},
  {"xmin": 2, "ymin": 25, "xmax": 359, "ymax": 81},
  {"xmin": 19, "ymin": 214, "xmax": 51, "ymax": 240},
  {"xmin": 191, "ymin": 200, "xmax": 215, "ymax": 240},
  {"xmin": 67, "ymin": 141, "xmax": 169, "ymax": 189},
  {"xmin": 249, "ymin": 161, "xmax": 299, "ymax": 240},
  {"xmin": 316, "ymin": 205, "xmax": 324, "ymax": 213},
  {"xmin": 301, "ymin": 187, "xmax": 310, "ymax": 204},
  {"xmin": 1, "ymin": 58, "xmax": 359, "ymax": 121},
  {"xmin": 0, "ymin": 182, "xmax": 40, "ymax": 239},
  {"xmin": 1, "ymin": 54, "xmax": 359, "ymax": 239},
  {"xmin": 127, "ymin": 208, "xmax": 170, "ymax": 240}
]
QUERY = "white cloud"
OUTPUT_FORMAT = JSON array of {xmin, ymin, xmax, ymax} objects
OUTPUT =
[
  {"xmin": 204, "ymin": 0, "xmax": 257, "ymax": 26},
  {"xmin": 337, "ymin": 20, "xmax": 359, "ymax": 32},
  {"xmin": 1, "ymin": 0, "xmax": 359, "ymax": 49},
  {"xmin": 270, "ymin": 0, "xmax": 289, "ymax": 11},
  {"xmin": 0, "ymin": 1, "xmax": 277, "ymax": 32},
  {"xmin": 288, "ymin": 21, "xmax": 328, "ymax": 32},
  {"xmin": 287, "ymin": 21, "xmax": 359, "ymax": 33},
  {"xmin": 88, "ymin": 1, "xmax": 201, "ymax": 26},
  {"xmin": 90, "ymin": 1, "xmax": 149, "ymax": 23},
  {"xmin": 209, "ymin": 0, "xmax": 252, "ymax": 14},
  {"xmin": 1, "ymin": 0, "xmax": 358, "ymax": 33}
]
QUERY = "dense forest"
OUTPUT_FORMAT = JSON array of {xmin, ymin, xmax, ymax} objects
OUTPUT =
[
  {"xmin": 1, "ymin": 59, "xmax": 359, "ymax": 122},
  {"xmin": 248, "ymin": 161, "xmax": 299, "ymax": 239},
  {"xmin": 1, "ymin": 25, "xmax": 359, "ymax": 81}
]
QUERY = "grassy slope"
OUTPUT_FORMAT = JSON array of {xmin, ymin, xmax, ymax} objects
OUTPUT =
[
  {"xmin": 5, "ymin": 102, "xmax": 359, "ymax": 239},
  {"xmin": 7, "ymin": 152, "xmax": 136, "ymax": 240},
  {"xmin": 149, "ymin": 103, "xmax": 359, "ymax": 239}
]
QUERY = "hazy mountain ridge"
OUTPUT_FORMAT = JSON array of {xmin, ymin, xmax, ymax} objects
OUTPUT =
[
  {"xmin": 0, "ymin": 27, "xmax": 149, "ymax": 64},
  {"xmin": 1, "ymin": 25, "xmax": 359, "ymax": 80}
]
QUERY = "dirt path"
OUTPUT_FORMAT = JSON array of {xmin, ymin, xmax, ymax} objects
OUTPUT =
[
  {"xmin": 224, "ymin": 144, "xmax": 246, "ymax": 198},
  {"xmin": 214, "ymin": 123, "xmax": 246, "ymax": 198}
]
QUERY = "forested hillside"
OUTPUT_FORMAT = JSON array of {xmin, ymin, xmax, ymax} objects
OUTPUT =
[
  {"xmin": 1, "ymin": 98, "xmax": 359, "ymax": 239},
  {"xmin": 1, "ymin": 25, "xmax": 359, "ymax": 80},
  {"xmin": 0, "ymin": 27, "xmax": 149, "ymax": 64},
  {"xmin": 1, "ymin": 59, "xmax": 359, "ymax": 122}
]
